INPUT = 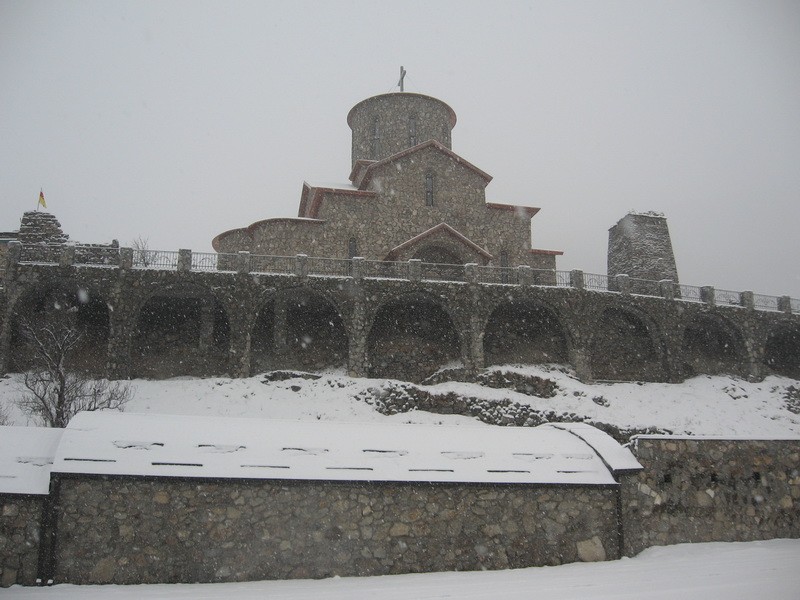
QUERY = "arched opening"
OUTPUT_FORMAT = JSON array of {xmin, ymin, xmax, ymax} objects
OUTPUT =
[
  {"xmin": 250, "ymin": 290, "xmax": 348, "ymax": 374},
  {"xmin": 763, "ymin": 325, "xmax": 800, "ymax": 379},
  {"xmin": 132, "ymin": 286, "xmax": 230, "ymax": 378},
  {"xmin": 590, "ymin": 308, "xmax": 665, "ymax": 382},
  {"xmin": 10, "ymin": 283, "xmax": 110, "ymax": 376},
  {"xmin": 682, "ymin": 315, "xmax": 747, "ymax": 377},
  {"xmin": 367, "ymin": 297, "xmax": 460, "ymax": 383},
  {"xmin": 483, "ymin": 301, "xmax": 568, "ymax": 367},
  {"xmin": 412, "ymin": 244, "xmax": 462, "ymax": 265}
]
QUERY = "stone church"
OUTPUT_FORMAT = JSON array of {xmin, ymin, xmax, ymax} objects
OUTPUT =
[{"xmin": 212, "ymin": 92, "xmax": 562, "ymax": 269}]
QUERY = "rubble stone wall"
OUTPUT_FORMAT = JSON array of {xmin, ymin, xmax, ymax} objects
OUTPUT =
[
  {"xmin": 621, "ymin": 437, "xmax": 800, "ymax": 555},
  {"xmin": 0, "ymin": 494, "xmax": 43, "ymax": 587},
  {"xmin": 1, "ymin": 261, "xmax": 799, "ymax": 383},
  {"xmin": 52, "ymin": 476, "xmax": 619, "ymax": 585}
]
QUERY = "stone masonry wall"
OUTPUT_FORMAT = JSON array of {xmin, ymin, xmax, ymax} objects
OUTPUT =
[
  {"xmin": 0, "ymin": 494, "xmax": 44, "ymax": 587},
  {"xmin": 52, "ymin": 476, "xmax": 619, "ymax": 585},
  {"xmin": 621, "ymin": 438, "xmax": 800, "ymax": 556}
]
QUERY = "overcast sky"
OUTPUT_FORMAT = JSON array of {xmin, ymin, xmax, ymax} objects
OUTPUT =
[{"xmin": 2, "ymin": 0, "xmax": 799, "ymax": 297}]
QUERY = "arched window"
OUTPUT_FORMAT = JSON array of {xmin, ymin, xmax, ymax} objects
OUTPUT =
[
  {"xmin": 408, "ymin": 114, "xmax": 418, "ymax": 147},
  {"xmin": 425, "ymin": 173, "xmax": 435, "ymax": 206},
  {"xmin": 348, "ymin": 237, "xmax": 358, "ymax": 259},
  {"xmin": 371, "ymin": 117, "xmax": 380, "ymax": 159}
]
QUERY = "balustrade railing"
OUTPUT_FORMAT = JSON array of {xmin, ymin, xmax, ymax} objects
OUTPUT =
[{"xmin": 12, "ymin": 243, "xmax": 797, "ymax": 315}]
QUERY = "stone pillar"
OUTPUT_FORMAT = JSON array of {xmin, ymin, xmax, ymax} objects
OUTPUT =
[
  {"xmin": 177, "ymin": 249, "xmax": 191, "ymax": 272},
  {"xmin": 59, "ymin": 244, "xmax": 75, "ymax": 267},
  {"xmin": 198, "ymin": 297, "xmax": 215, "ymax": 352},
  {"xmin": 351, "ymin": 257, "xmax": 364, "ymax": 282},
  {"xmin": 237, "ymin": 251, "xmax": 251, "ymax": 274},
  {"xmin": 518, "ymin": 265, "xmax": 533, "ymax": 286},
  {"xmin": 777, "ymin": 296, "xmax": 793, "ymax": 315},
  {"xmin": 347, "ymin": 287, "xmax": 369, "ymax": 378},
  {"xmin": 659, "ymin": 279, "xmax": 675, "ymax": 301},
  {"xmin": 570, "ymin": 346, "xmax": 592, "ymax": 382},
  {"xmin": 294, "ymin": 254, "xmax": 308, "ymax": 279},
  {"xmin": 408, "ymin": 259, "xmax": 422, "ymax": 283},
  {"xmin": 700, "ymin": 286, "xmax": 716, "ymax": 307},
  {"xmin": 464, "ymin": 263, "xmax": 478, "ymax": 285},
  {"xmin": 615, "ymin": 274, "xmax": 631, "ymax": 295},
  {"xmin": 570, "ymin": 269, "xmax": 585, "ymax": 290},
  {"xmin": 119, "ymin": 247, "xmax": 133, "ymax": 270},
  {"xmin": 273, "ymin": 294, "xmax": 288, "ymax": 366},
  {"xmin": 4, "ymin": 241, "xmax": 21, "ymax": 281},
  {"xmin": 740, "ymin": 291, "xmax": 755, "ymax": 311},
  {"xmin": 104, "ymin": 288, "xmax": 133, "ymax": 380}
]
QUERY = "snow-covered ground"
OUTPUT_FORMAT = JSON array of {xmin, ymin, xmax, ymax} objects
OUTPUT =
[
  {"xmin": 4, "ymin": 539, "xmax": 799, "ymax": 599},
  {"xmin": 2, "ymin": 365, "xmax": 798, "ymax": 437},
  {"xmin": 2, "ymin": 366, "xmax": 798, "ymax": 597}
]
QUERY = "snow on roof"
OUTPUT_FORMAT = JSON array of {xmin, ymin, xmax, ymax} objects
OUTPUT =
[
  {"xmin": 48, "ymin": 412, "xmax": 638, "ymax": 485},
  {"xmin": 0, "ymin": 426, "xmax": 63, "ymax": 495},
  {"xmin": 544, "ymin": 423, "xmax": 643, "ymax": 472},
  {"xmin": 305, "ymin": 181, "xmax": 358, "ymax": 191}
]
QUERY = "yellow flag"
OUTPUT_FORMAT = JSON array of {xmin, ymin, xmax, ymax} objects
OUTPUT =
[{"xmin": 38, "ymin": 190, "xmax": 47, "ymax": 209}]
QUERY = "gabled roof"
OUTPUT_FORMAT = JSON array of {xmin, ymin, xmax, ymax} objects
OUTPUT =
[
  {"xmin": 384, "ymin": 223, "xmax": 494, "ymax": 262},
  {"xmin": 299, "ymin": 182, "xmax": 378, "ymax": 219},
  {"xmin": 355, "ymin": 140, "xmax": 492, "ymax": 191}
]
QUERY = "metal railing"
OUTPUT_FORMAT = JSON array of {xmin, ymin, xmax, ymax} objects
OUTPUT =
[
  {"xmin": 715, "ymin": 288, "xmax": 742, "ymax": 308},
  {"xmin": 678, "ymin": 284, "xmax": 703, "ymax": 303},
  {"xmin": 306, "ymin": 257, "xmax": 352, "ymax": 278},
  {"xmin": 134, "ymin": 250, "xmax": 178, "ymax": 269},
  {"xmin": 191, "ymin": 252, "xmax": 219, "ymax": 272},
  {"xmin": 753, "ymin": 294, "xmax": 780, "ymax": 312},
  {"xmin": 13, "ymin": 243, "xmax": 798, "ymax": 316},
  {"xmin": 360, "ymin": 260, "xmax": 409, "ymax": 280},
  {"xmin": 584, "ymin": 273, "xmax": 609, "ymax": 292},
  {"xmin": 555, "ymin": 270, "xmax": 571, "ymax": 287},
  {"xmin": 250, "ymin": 255, "xmax": 294, "ymax": 275},
  {"xmin": 474, "ymin": 266, "xmax": 519, "ymax": 285},
  {"xmin": 420, "ymin": 262, "xmax": 466, "ymax": 282}
]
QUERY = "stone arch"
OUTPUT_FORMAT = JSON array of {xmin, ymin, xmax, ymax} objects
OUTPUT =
[
  {"xmin": 589, "ymin": 306, "xmax": 667, "ymax": 382},
  {"xmin": 763, "ymin": 323, "xmax": 800, "ymax": 379},
  {"xmin": 681, "ymin": 313, "xmax": 748, "ymax": 377},
  {"xmin": 131, "ymin": 283, "xmax": 231, "ymax": 378},
  {"xmin": 483, "ymin": 299, "xmax": 570, "ymax": 367},
  {"xmin": 412, "ymin": 244, "xmax": 462, "ymax": 265},
  {"xmin": 250, "ymin": 287, "xmax": 348, "ymax": 374},
  {"xmin": 8, "ymin": 280, "xmax": 111, "ymax": 376},
  {"xmin": 366, "ymin": 292, "xmax": 461, "ymax": 383}
]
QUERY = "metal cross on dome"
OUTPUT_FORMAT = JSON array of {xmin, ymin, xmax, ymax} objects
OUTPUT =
[{"xmin": 398, "ymin": 66, "xmax": 406, "ymax": 92}]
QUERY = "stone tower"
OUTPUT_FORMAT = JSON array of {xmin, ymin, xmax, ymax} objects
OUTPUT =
[
  {"xmin": 347, "ymin": 93, "xmax": 456, "ymax": 166},
  {"xmin": 18, "ymin": 211, "xmax": 69, "ymax": 245},
  {"xmin": 608, "ymin": 212, "xmax": 679, "ymax": 283}
]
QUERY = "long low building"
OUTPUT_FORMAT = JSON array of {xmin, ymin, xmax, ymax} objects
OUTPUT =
[{"xmin": 1, "ymin": 412, "xmax": 798, "ymax": 587}]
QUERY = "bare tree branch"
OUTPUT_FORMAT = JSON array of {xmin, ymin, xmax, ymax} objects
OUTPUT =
[{"xmin": 15, "ymin": 313, "xmax": 132, "ymax": 428}]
